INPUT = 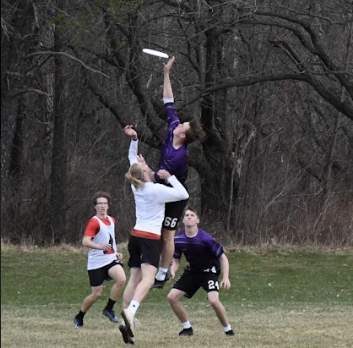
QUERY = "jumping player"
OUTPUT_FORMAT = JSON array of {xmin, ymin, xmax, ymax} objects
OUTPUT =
[
  {"xmin": 152, "ymin": 56, "xmax": 206, "ymax": 289},
  {"xmin": 119, "ymin": 126, "xmax": 189, "ymax": 344}
]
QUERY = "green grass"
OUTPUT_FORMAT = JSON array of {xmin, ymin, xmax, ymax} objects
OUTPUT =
[{"xmin": 1, "ymin": 244, "xmax": 353, "ymax": 348}]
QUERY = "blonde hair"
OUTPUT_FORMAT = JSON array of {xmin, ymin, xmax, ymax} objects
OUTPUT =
[{"xmin": 125, "ymin": 163, "xmax": 145, "ymax": 189}]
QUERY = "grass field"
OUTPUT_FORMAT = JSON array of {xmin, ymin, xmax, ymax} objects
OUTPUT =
[{"xmin": 1, "ymin": 243, "xmax": 353, "ymax": 348}]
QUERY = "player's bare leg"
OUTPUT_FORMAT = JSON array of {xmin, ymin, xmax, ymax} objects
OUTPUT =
[{"xmin": 152, "ymin": 229, "xmax": 175, "ymax": 289}]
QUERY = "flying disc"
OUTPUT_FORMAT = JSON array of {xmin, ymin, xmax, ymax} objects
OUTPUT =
[{"xmin": 142, "ymin": 49, "xmax": 169, "ymax": 58}]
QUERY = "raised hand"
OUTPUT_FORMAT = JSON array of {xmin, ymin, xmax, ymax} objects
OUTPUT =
[
  {"xmin": 164, "ymin": 56, "xmax": 175, "ymax": 73},
  {"xmin": 124, "ymin": 125, "xmax": 137, "ymax": 139}
]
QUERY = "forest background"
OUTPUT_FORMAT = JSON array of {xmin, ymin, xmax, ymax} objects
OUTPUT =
[{"xmin": 1, "ymin": 0, "xmax": 352, "ymax": 246}]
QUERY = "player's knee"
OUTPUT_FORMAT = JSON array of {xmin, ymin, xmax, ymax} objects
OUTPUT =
[
  {"xmin": 115, "ymin": 275, "xmax": 126, "ymax": 288},
  {"xmin": 208, "ymin": 297, "xmax": 220, "ymax": 309},
  {"xmin": 167, "ymin": 292, "xmax": 178, "ymax": 305},
  {"xmin": 92, "ymin": 288, "xmax": 104, "ymax": 299}
]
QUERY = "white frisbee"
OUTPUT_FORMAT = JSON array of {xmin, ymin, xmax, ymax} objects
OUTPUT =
[{"xmin": 142, "ymin": 48, "xmax": 169, "ymax": 58}]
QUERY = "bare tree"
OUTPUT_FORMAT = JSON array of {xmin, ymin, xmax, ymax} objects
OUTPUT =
[{"xmin": 1, "ymin": 0, "xmax": 352, "ymax": 245}]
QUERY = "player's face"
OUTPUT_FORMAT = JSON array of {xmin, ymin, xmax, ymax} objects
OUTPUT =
[
  {"xmin": 173, "ymin": 122, "xmax": 190, "ymax": 138},
  {"xmin": 94, "ymin": 197, "xmax": 109, "ymax": 216},
  {"xmin": 183, "ymin": 210, "xmax": 199, "ymax": 227},
  {"xmin": 140, "ymin": 163, "xmax": 153, "ymax": 181},
  {"xmin": 137, "ymin": 156, "xmax": 153, "ymax": 181}
]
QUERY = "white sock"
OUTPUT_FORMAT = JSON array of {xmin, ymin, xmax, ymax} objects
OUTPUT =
[
  {"xmin": 156, "ymin": 267, "xmax": 169, "ymax": 281},
  {"xmin": 223, "ymin": 324, "xmax": 231, "ymax": 332},
  {"xmin": 128, "ymin": 300, "xmax": 140, "ymax": 316},
  {"xmin": 182, "ymin": 320, "xmax": 191, "ymax": 329}
]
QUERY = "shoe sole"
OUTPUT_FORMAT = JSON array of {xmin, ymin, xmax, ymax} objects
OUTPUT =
[
  {"xmin": 119, "ymin": 325, "xmax": 135, "ymax": 345},
  {"xmin": 151, "ymin": 281, "xmax": 166, "ymax": 290},
  {"xmin": 151, "ymin": 285, "xmax": 164, "ymax": 290},
  {"xmin": 121, "ymin": 310, "xmax": 134, "ymax": 338},
  {"xmin": 179, "ymin": 329, "xmax": 194, "ymax": 336}
]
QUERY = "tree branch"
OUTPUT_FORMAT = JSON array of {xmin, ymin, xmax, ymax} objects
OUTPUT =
[
  {"xmin": 181, "ymin": 73, "xmax": 353, "ymax": 121},
  {"xmin": 10, "ymin": 88, "xmax": 50, "ymax": 98},
  {"xmin": 240, "ymin": 11, "xmax": 353, "ymax": 97},
  {"xmin": 26, "ymin": 51, "xmax": 110, "ymax": 78}
]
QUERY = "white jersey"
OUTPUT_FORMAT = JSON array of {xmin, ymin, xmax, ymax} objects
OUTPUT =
[
  {"xmin": 87, "ymin": 216, "xmax": 117, "ymax": 270},
  {"xmin": 128, "ymin": 139, "xmax": 189, "ymax": 238}
]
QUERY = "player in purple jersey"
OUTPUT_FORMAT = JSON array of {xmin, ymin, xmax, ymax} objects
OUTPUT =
[
  {"xmin": 167, "ymin": 207, "xmax": 234, "ymax": 337},
  {"xmin": 152, "ymin": 57, "xmax": 206, "ymax": 289}
]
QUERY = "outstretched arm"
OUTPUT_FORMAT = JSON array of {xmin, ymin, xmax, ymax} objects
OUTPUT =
[
  {"xmin": 124, "ymin": 125, "xmax": 138, "ymax": 165},
  {"xmin": 152, "ymin": 173, "xmax": 189, "ymax": 203},
  {"xmin": 163, "ymin": 56, "xmax": 175, "ymax": 99}
]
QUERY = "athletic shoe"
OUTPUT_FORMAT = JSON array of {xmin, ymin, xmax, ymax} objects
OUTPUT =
[
  {"xmin": 73, "ymin": 316, "xmax": 83, "ymax": 328},
  {"xmin": 151, "ymin": 279, "xmax": 167, "ymax": 289},
  {"xmin": 179, "ymin": 327, "xmax": 194, "ymax": 336},
  {"xmin": 102, "ymin": 308, "xmax": 119, "ymax": 323},
  {"xmin": 121, "ymin": 309, "xmax": 135, "ymax": 337},
  {"xmin": 151, "ymin": 270, "xmax": 171, "ymax": 289},
  {"xmin": 119, "ymin": 324, "xmax": 135, "ymax": 345},
  {"xmin": 225, "ymin": 329, "xmax": 235, "ymax": 336}
]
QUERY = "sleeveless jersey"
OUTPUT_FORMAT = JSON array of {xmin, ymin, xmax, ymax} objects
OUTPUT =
[{"xmin": 87, "ymin": 216, "xmax": 117, "ymax": 270}]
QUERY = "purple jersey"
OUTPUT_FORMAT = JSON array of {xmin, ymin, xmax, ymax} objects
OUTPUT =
[
  {"xmin": 173, "ymin": 229, "xmax": 224, "ymax": 273},
  {"xmin": 155, "ymin": 103, "xmax": 188, "ymax": 184}
]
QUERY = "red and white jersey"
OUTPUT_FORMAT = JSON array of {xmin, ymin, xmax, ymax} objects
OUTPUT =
[{"xmin": 84, "ymin": 215, "xmax": 117, "ymax": 270}]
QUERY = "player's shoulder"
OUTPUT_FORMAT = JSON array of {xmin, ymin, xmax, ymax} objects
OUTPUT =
[
  {"xmin": 145, "ymin": 182, "xmax": 164, "ymax": 193},
  {"xmin": 175, "ymin": 230, "xmax": 186, "ymax": 238},
  {"xmin": 107, "ymin": 215, "xmax": 116, "ymax": 223},
  {"xmin": 198, "ymin": 228, "xmax": 210, "ymax": 235},
  {"xmin": 198, "ymin": 229, "xmax": 215, "ymax": 239},
  {"xmin": 87, "ymin": 216, "xmax": 99, "ymax": 224}
]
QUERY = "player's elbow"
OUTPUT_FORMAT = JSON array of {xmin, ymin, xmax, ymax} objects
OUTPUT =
[
  {"xmin": 82, "ymin": 237, "xmax": 91, "ymax": 247},
  {"xmin": 179, "ymin": 191, "xmax": 189, "ymax": 200}
]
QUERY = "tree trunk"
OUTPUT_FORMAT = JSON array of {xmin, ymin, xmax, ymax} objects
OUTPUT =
[{"xmin": 48, "ymin": 1, "xmax": 68, "ymax": 244}]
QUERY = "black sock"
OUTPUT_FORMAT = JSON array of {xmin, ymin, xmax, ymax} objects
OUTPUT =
[
  {"xmin": 105, "ymin": 298, "xmax": 116, "ymax": 311},
  {"xmin": 76, "ymin": 310, "xmax": 85, "ymax": 321}
]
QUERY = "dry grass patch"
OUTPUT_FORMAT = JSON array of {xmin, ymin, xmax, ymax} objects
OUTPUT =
[{"xmin": 1, "ymin": 305, "xmax": 352, "ymax": 348}]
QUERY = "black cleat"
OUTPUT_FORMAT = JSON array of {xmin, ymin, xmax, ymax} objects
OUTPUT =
[
  {"xmin": 179, "ymin": 327, "xmax": 194, "ymax": 336},
  {"xmin": 119, "ymin": 325, "xmax": 135, "ymax": 345},
  {"xmin": 73, "ymin": 316, "xmax": 83, "ymax": 328},
  {"xmin": 151, "ymin": 279, "xmax": 167, "ymax": 289},
  {"xmin": 151, "ymin": 271, "xmax": 171, "ymax": 289},
  {"xmin": 225, "ymin": 329, "xmax": 235, "ymax": 336},
  {"xmin": 121, "ymin": 309, "xmax": 135, "ymax": 338}
]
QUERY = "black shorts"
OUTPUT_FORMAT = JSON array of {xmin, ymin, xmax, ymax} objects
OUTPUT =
[
  {"xmin": 173, "ymin": 269, "xmax": 220, "ymax": 299},
  {"xmin": 163, "ymin": 198, "xmax": 189, "ymax": 230},
  {"xmin": 88, "ymin": 259, "xmax": 124, "ymax": 287},
  {"xmin": 127, "ymin": 235, "xmax": 161, "ymax": 269}
]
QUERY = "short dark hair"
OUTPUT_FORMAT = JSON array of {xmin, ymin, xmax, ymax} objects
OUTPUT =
[
  {"xmin": 184, "ymin": 206, "xmax": 199, "ymax": 218},
  {"xmin": 92, "ymin": 191, "xmax": 112, "ymax": 205},
  {"xmin": 184, "ymin": 119, "xmax": 206, "ymax": 145}
]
